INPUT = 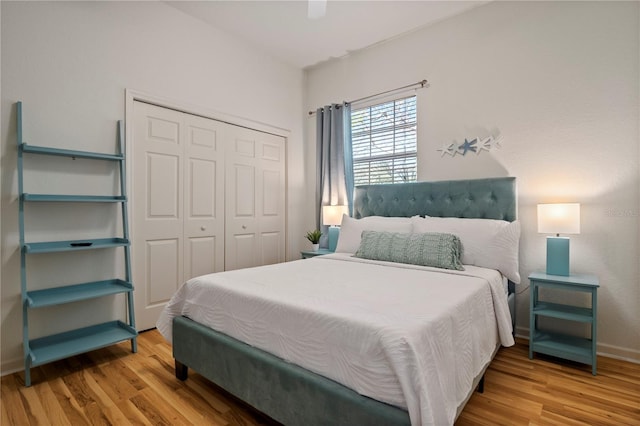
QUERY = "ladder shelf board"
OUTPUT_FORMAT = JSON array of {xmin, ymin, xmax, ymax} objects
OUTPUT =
[
  {"xmin": 26, "ymin": 279, "xmax": 133, "ymax": 308},
  {"xmin": 20, "ymin": 143, "xmax": 123, "ymax": 161},
  {"xmin": 533, "ymin": 302, "xmax": 594, "ymax": 323},
  {"xmin": 531, "ymin": 331, "xmax": 592, "ymax": 364},
  {"xmin": 22, "ymin": 194, "xmax": 126, "ymax": 203},
  {"xmin": 28, "ymin": 321, "xmax": 137, "ymax": 367},
  {"xmin": 24, "ymin": 238, "xmax": 130, "ymax": 254}
]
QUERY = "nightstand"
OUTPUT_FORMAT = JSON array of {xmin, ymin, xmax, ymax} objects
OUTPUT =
[
  {"xmin": 300, "ymin": 249, "xmax": 333, "ymax": 259},
  {"xmin": 529, "ymin": 272, "xmax": 599, "ymax": 375}
]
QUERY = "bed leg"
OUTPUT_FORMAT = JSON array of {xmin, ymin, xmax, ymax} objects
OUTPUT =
[
  {"xmin": 477, "ymin": 375, "xmax": 485, "ymax": 393},
  {"xmin": 175, "ymin": 360, "xmax": 188, "ymax": 381}
]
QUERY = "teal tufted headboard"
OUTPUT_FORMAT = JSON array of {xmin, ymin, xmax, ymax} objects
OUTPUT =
[{"xmin": 353, "ymin": 177, "xmax": 517, "ymax": 222}]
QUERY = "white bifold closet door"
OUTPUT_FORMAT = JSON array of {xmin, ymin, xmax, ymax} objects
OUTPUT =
[
  {"xmin": 132, "ymin": 101, "xmax": 285, "ymax": 331},
  {"xmin": 225, "ymin": 126, "xmax": 286, "ymax": 271}
]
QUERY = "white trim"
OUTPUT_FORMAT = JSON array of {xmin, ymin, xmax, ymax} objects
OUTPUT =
[
  {"xmin": 125, "ymin": 89, "xmax": 291, "ymax": 138},
  {"xmin": 596, "ymin": 342, "xmax": 640, "ymax": 364},
  {"xmin": 514, "ymin": 325, "xmax": 530, "ymax": 340}
]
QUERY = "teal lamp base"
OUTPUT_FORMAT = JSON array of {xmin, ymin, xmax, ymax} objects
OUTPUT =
[
  {"xmin": 328, "ymin": 226, "xmax": 339, "ymax": 252},
  {"xmin": 546, "ymin": 236, "xmax": 570, "ymax": 276}
]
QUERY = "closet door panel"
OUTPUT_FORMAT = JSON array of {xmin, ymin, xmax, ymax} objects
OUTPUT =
[
  {"xmin": 133, "ymin": 102, "xmax": 184, "ymax": 330},
  {"xmin": 260, "ymin": 232, "xmax": 282, "ymax": 266},
  {"xmin": 146, "ymin": 239, "xmax": 180, "ymax": 304},
  {"xmin": 225, "ymin": 135, "xmax": 259, "ymax": 271},
  {"xmin": 187, "ymin": 237, "xmax": 217, "ymax": 279},
  {"xmin": 184, "ymin": 114, "xmax": 225, "ymax": 280},
  {"xmin": 258, "ymin": 133, "xmax": 286, "ymax": 266},
  {"xmin": 225, "ymin": 127, "xmax": 285, "ymax": 270},
  {"xmin": 146, "ymin": 153, "xmax": 180, "ymax": 225},
  {"xmin": 231, "ymin": 234, "xmax": 258, "ymax": 271},
  {"xmin": 262, "ymin": 170, "xmax": 280, "ymax": 216},
  {"xmin": 234, "ymin": 164, "xmax": 256, "ymax": 216}
]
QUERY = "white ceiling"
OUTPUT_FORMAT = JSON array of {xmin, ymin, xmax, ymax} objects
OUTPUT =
[{"xmin": 167, "ymin": 1, "xmax": 488, "ymax": 69}]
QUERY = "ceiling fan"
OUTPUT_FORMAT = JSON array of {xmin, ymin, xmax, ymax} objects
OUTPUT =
[{"xmin": 308, "ymin": 0, "xmax": 327, "ymax": 19}]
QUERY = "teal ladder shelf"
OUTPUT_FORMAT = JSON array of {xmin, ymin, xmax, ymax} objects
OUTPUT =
[{"xmin": 17, "ymin": 101, "xmax": 137, "ymax": 386}]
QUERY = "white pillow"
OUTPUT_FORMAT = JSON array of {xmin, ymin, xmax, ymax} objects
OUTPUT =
[
  {"xmin": 411, "ymin": 216, "xmax": 521, "ymax": 283},
  {"xmin": 335, "ymin": 214, "xmax": 412, "ymax": 254}
]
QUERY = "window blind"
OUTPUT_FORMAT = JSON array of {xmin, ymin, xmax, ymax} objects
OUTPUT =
[{"xmin": 351, "ymin": 96, "xmax": 417, "ymax": 186}]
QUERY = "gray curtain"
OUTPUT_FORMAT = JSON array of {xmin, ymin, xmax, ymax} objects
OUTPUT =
[{"xmin": 315, "ymin": 103, "xmax": 353, "ymax": 247}]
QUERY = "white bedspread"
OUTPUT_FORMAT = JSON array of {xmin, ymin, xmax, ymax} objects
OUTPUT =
[{"xmin": 157, "ymin": 253, "xmax": 514, "ymax": 426}]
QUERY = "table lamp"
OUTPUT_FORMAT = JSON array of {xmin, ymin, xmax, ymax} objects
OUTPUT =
[
  {"xmin": 323, "ymin": 205, "xmax": 348, "ymax": 252},
  {"xmin": 537, "ymin": 203, "xmax": 580, "ymax": 276}
]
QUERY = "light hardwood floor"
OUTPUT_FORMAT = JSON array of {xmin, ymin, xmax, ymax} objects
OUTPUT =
[{"xmin": 2, "ymin": 331, "xmax": 639, "ymax": 425}]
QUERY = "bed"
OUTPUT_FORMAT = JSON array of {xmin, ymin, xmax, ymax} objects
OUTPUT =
[{"xmin": 157, "ymin": 177, "xmax": 519, "ymax": 426}]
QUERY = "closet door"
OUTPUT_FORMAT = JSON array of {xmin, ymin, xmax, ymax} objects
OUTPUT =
[
  {"xmin": 225, "ymin": 126, "xmax": 286, "ymax": 270},
  {"xmin": 133, "ymin": 102, "xmax": 184, "ymax": 331},
  {"xmin": 183, "ymin": 114, "xmax": 225, "ymax": 279},
  {"xmin": 132, "ymin": 102, "xmax": 225, "ymax": 331}
]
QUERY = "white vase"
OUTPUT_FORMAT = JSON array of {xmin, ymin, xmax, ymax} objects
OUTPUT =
[{"xmin": 312, "ymin": 243, "xmax": 319, "ymax": 252}]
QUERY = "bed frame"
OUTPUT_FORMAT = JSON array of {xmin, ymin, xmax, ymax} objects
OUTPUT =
[{"xmin": 172, "ymin": 177, "xmax": 517, "ymax": 425}]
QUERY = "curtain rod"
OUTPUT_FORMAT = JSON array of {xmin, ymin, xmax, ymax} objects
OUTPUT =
[{"xmin": 308, "ymin": 79, "xmax": 428, "ymax": 116}]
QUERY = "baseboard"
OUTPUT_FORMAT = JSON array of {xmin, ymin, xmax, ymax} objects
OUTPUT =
[
  {"xmin": 597, "ymin": 342, "xmax": 640, "ymax": 364},
  {"xmin": 1, "ymin": 357, "xmax": 24, "ymax": 377},
  {"xmin": 515, "ymin": 326, "xmax": 640, "ymax": 364},
  {"xmin": 515, "ymin": 326, "xmax": 530, "ymax": 340}
]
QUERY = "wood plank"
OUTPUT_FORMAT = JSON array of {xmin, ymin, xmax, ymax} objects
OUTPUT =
[
  {"xmin": 185, "ymin": 370, "xmax": 282, "ymax": 425},
  {"xmin": 1, "ymin": 374, "xmax": 31, "ymax": 426},
  {"xmin": 538, "ymin": 409, "xmax": 592, "ymax": 426},
  {"xmin": 114, "ymin": 399, "xmax": 154, "ymax": 426},
  {"xmin": 80, "ymin": 369, "xmax": 132, "ymax": 425},
  {"xmin": 129, "ymin": 387, "xmax": 192, "ymax": 426},
  {"xmin": 2, "ymin": 332, "xmax": 639, "ymax": 426},
  {"xmin": 90, "ymin": 360, "xmax": 144, "ymax": 403},
  {"xmin": 547, "ymin": 374, "xmax": 640, "ymax": 412},
  {"xmin": 132, "ymin": 353, "xmax": 229, "ymax": 425},
  {"xmin": 17, "ymin": 378, "xmax": 51, "ymax": 425},
  {"xmin": 33, "ymin": 381, "xmax": 72, "ymax": 426},
  {"xmin": 455, "ymin": 395, "xmax": 534, "ymax": 425},
  {"xmin": 47, "ymin": 376, "xmax": 92, "ymax": 425},
  {"xmin": 60, "ymin": 369, "xmax": 100, "ymax": 409},
  {"xmin": 83, "ymin": 401, "xmax": 114, "ymax": 426},
  {"xmin": 183, "ymin": 373, "xmax": 235, "ymax": 414}
]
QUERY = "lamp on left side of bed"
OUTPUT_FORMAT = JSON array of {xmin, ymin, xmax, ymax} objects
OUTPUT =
[{"xmin": 323, "ymin": 205, "xmax": 348, "ymax": 252}]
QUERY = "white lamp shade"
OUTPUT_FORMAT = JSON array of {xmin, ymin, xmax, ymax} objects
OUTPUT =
[
  {"xmin": 537, "ymin": 203, "xmax": 580, "ymax": 235},
  {"xmin": 322, "ymin": 205, "xmax": 348, "ymax": 226}
]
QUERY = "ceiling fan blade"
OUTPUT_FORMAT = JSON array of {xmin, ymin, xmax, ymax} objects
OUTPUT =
[{"xmin": 308, "ymin": 0, "xmax": 327, "ymax": 20}]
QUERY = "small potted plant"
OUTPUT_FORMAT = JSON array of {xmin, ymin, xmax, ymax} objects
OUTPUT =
[{"xmin": 305, "ymin": 229, "xmax": 322, "ymax": 252}]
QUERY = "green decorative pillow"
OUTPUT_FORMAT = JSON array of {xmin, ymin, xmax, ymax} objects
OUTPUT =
[{"xmin": 355, "ymin": 231, "xmax": 464, "ymax": 271}]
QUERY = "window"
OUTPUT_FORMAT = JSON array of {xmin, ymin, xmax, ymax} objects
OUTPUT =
[{"xmin": 350, "ymin": 96, "xmax": 417, "ymax": 185}]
